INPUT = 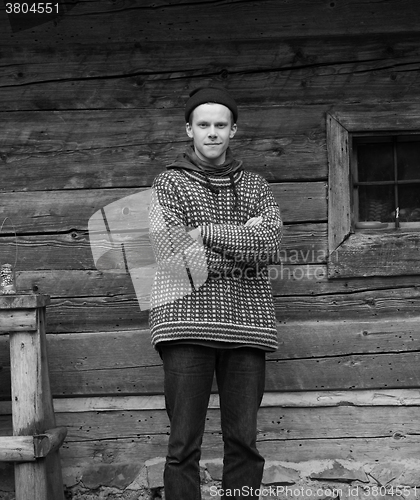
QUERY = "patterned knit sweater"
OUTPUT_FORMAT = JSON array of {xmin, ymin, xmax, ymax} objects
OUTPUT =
[{"xmin": 148, "ymin": 163, "xmax": 282, "ymax": 351}]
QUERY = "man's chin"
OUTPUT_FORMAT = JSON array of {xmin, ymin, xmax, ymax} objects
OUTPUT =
[{"xmin": 195, "ymin": 147, "xmax": 227, "ymax": 165}]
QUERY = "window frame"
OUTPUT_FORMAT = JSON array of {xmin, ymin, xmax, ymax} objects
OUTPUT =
[
  {"xmin": 352, "ymin": 133, "xmax": 420, "ymax": 230},
  {"xmin": 327, "ymin": 108, "xmax": 420, "ymax": 279}
]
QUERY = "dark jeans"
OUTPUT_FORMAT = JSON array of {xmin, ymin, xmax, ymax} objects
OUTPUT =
[{"xmin": 160, "ymin": 343, "xmax": 266, "ymax": 500}]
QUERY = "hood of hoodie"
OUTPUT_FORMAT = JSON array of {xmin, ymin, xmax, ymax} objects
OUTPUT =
[
  {"xmin": 166, "ymin": 145, "xmax": 243, "ymax": 209},
  {"xmin": 167, "ymin": 145, "xmax": 243, "ymax": 178}
]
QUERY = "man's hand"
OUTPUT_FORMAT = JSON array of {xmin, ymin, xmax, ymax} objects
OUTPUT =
[
  {"xmin": 188, "ymin": 226, "xmax": 202, "ymax": 241},
  {"xmin": 245, "ymin": 216, "xmax": 263, "ymax": 227}
]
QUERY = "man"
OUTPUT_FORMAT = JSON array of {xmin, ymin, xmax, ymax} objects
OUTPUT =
[{"xmin": 149, "ymin": 87, "xmax": 282, "ymax": 499}]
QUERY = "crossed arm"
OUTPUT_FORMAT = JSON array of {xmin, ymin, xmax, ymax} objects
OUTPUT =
[
  {"xmin": 189, "ymin": 215, "xmax": 262, "ymax": 240},
  {"xmin": 149, "ymin": 174, "xmax": 282, "ymax": 275}
]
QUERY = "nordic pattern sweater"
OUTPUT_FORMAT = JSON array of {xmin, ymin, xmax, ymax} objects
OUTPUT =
[{"xmin": 148, "ymin": 167, "xmax": 282, "ymax": 351}]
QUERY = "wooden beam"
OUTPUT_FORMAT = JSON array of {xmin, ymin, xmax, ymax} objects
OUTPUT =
[
  {"xmin": 34, "ymin": 427, "xmax": 67, "ymax": 458},
  {"xmin": 2, "ymin": 0, "xmax": 420, "ymax": 44},
  {"xmin": 0, "ymin": 436, "xmax": 35, "ymax": 462},
  {"xmin": 328, "ymin": 231, "xmax": 420, "ymax": 278},
  {"xmin": 0, "ymin": 295, "xmax": 50, "ymax": 310},
  {"xmin": 0, "ymin": 427, "xmax": 67, "ymax": 461},
  {"xmin": 0, "ymin": 182, "xmax": 326, "ymax": 234},
  {"xmin": 1, "ymin": 389, "xmax": 420, "ymax": 417},
  {"xmin": 326, "ymin": 113, "xmax": 351, "ymax": 263},
  {"xmin": 0, "ymin": 310, "xmax": 37, "ymax": 334}
]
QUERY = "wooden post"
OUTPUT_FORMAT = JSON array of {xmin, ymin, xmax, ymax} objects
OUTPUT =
[{"xmin": 0, "ymin": 294, "xmax": 65, "ymax": 500}]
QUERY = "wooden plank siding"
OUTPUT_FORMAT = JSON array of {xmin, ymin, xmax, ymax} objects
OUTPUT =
[{"xmin": 2, "ymin": 0, "xmax": 420, "ymax": 494}]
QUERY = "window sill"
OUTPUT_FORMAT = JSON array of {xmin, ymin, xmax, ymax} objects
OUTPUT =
[{"xmin": 355, "ymin": 222, "xmax": 420, "ymax": 231}]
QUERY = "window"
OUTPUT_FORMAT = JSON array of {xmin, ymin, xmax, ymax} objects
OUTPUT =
[
  {"xmin": 327, "ymin": 108, "xmax": 420, "ymax": 278},
  {"xmin": 352, "ymin": 135, "xmax": 420, "ymax": 230}
]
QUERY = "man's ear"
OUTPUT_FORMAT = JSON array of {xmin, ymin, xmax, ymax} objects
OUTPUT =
[
  {"xmin": 230, "ymin": 123, "xmax": 237, "ymax": 138},
  {"xmin": 186, "ymin": 122, "xmax": 193, "ymax": 138}
]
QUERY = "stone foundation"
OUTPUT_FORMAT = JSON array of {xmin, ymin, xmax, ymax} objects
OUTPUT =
[{"xmin": 1, "ymin": 459, "xmax": 420, "ymax": 499}]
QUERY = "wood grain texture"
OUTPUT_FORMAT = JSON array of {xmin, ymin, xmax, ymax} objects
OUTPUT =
[
  {"xmin": 0, "ymin": 136, "xmax": 326, "ymax": 189},
  {"xmin": 0, "ymin": 294, "xmax": 50, "ymax": 309},
  {"xmin": 327, "ymin": 114, "xmax": 351, "ymax": 256},
  {"xmin": 0, "ymin": 224, "xmax": 327, "ymax": 273},
  {"xmin": 0, "ymin": 310, "xmax": 37, "ymax": 334},
  {"xmin": 0, "ymin": 107, "xmax": 324, "ymax": 153},
  {"xmin": 0, "ymin": 436, "xmax": 35, "ymax": 462},
  {"xmin": 1, "ymin": 34, "xmax": 419, "ymax": 86},
  {"xmin": 2, "ymin": 0, "xmax": 420, "ymax": 44},
  {"xmin": 2, "ymin": 271, "xmax": 420, "ymax": 336},
  {"xmin": 0, "ymin": 389, "xmax": 419, "ymax": 487},
  {"xmin": 15, "ymin": 262, "xmax": 420, "ymax": 298},
  {"xmin": 330, "ymin": 228, "xmax": 420, "ymax": 278},
  {"xmin": 1, "ymin": 396, "xmax": 419, "ymax": 486},
  {"xmin": 0, "ymin": 182, "xmax": 326, "ymax": 234},
  {"xmin": 1, "ymin": 34, "xmax": 420, "ymax": 111},
  {"xmin": 1, "ymin": 321, "xmax": 420, "ymax": 397}
]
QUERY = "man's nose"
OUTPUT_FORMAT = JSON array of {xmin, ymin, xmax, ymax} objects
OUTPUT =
[{"xmin": 208, "ymin": 125, "xmax": 217, "ymax": 137}]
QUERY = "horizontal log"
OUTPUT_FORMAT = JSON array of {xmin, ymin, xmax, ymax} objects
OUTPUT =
[
  {"xmin": 0, "ymin": 436, "xmax": 35, "ymax": 462},
  {"xmin": 3, "ymin": 389, "xmax": 420, "ymax": 417},
  {"xmin": 0, "ymin": 294, "xmax": 49, "ymax": 309},
  {"xmin": 54, "ymin": 434, "xmax": 420, "ymax": 475},
  {"xmin": 0, "ymin": 412, "xmax": 411, "ymax": 474},
  {"xmin": 2, "ymin": 0, "xmax": 420, "ymax": 44},
  {"xmin": 2, "ymin": 47, "xmax": 420, "ymax": 112},
  {"xmin": 258, "ymin": 435, "xmax": 420, "ymax": 464},
  {"xmin": 331, "ymin": 103, "xmax": 420, "ymax": 131},
  {"xmin": 271, "ymin": 264, "xmax": 420, "ymax": 296},
  {"xmin": 266, "ymin": 351, "xmax": 420, "ymax": 391},
  {"xmin": 53, "ymin": 405, "xmax": 420, "ymax": 442},
  {"xmin": 34, "ymin": 426, "xmax": 67, "ymax": 458},
  {"xmin": 0, "ymin": 406, "xmax": 409, "ymax": 445},
  {"xmin": 276, "ymin": 317, "xmax": 420, "ymax": 359},
  {"xmin": 2, "ymin": 394, "xmax": 420, "ymax": 486},
  {"xmin": 0, "ymin": 223, "xmax": 327, "ymax": 274},
  {"xmin": 0, "ymin": 107, "xmax": 324, "ymax": 154},
  {"xmin": 1, "ymin": 278, "xmax": 419, "ymax": 335},
  {"xmin": 2, "ymin": 34, "xmax": 420, "ymax": 89},
  {"xmin": 0, "ymin": 427, "xmax": 66, "ymax": 461},
  {"xmin": 0, "ymin": 136, "xmax": 326, "ymax": 189},
  {"xmin": 13, "ymin": 261, "xmax": 420, "ymax": 299},
  {"xmin": 274, "ymin": 286, "xmax": 420, "ymax": 322},
  {"xmin": 0, "ymin": 310, "xmax": 37, "ymax": 334},
  {"xmin": 329, "ymin": 231, "xmax": 420, "ymax": 278},
  {"xmin": 0, "ymin": 182, "xmax": 326, "ymax": 235},
  {"xmin": 2, "ymin": 325, "xmax": 420, "ymax": 396}
]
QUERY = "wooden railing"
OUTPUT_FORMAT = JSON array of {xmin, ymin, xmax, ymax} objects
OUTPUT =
[{"xmin": 0, "ymin": 294, "xmax": 66, "ymax": 500}]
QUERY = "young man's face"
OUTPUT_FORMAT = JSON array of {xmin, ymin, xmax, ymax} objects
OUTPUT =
[{"xmin": 186, "ymin": 103, "xmax": 237, "ymax": 166}]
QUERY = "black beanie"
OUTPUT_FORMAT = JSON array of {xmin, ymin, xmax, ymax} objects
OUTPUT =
[{"xmin": 185, "ymin": 87, "xmax": 238, "ymax": 123}]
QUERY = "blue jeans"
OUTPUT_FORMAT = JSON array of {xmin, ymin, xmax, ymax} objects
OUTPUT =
[{"xmin": 160, "ymin": 343, "xmax": 266, "ymax": 500}]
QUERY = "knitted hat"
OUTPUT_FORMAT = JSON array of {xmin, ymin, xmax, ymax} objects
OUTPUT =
[{"xmin": 185, "ymin": 87, "xmax": 238, "ymax": 123}]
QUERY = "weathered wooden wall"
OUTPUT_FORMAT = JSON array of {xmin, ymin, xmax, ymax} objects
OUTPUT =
[{"xmin": 1, "ymin": 0, "xmax": 420, "ymax": 495}]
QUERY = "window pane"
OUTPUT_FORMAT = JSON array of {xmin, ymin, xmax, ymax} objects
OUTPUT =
[
  {"xmin": 357, "ymin": 143, "xmax": 394, "ymax": 182},
  {"xmin": 358, "ymin": 185, "xmax": 395, "ymax": 222},
  {"xmin": 397, "ymin": 141, "xmax": 420, "ymax": 181},
  {"xmin": 398, "ymin": 185, "xmax": 420, "ymax": 221}
]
